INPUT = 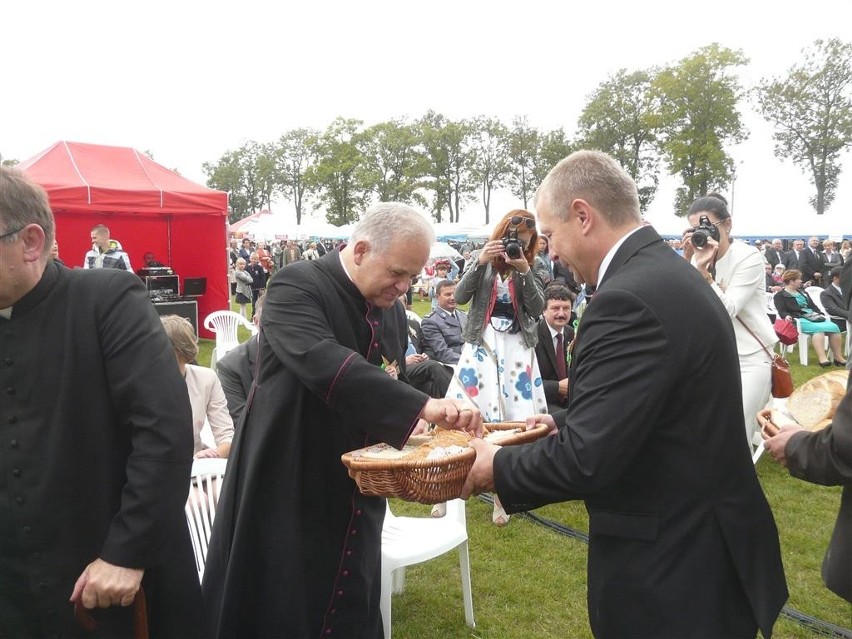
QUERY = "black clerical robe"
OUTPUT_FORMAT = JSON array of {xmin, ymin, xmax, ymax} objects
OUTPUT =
[
  {"xmin": 202, "ymin": 250, "xmax": 429, "ymax": 639},
  {"xmin": 0, "ymin": 263, "xmax": 203, "ymax": 638}
]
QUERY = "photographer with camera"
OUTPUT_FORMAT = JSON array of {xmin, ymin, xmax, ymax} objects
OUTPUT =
[
  {"xmin": 682, "ymin": 194, "xmax": 778, "ymax": 451},
  {"xmin": 447, "ymin": 209, "xmax": 547, "ymax": 526}
]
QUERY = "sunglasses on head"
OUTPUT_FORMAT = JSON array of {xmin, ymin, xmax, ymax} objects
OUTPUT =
[{"xmin": 510, "ymin": 216, "xmax": 536, "ymax": 230}]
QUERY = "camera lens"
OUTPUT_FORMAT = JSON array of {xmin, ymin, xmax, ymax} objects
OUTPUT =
[{"xmin": 692, "ymin": 230, "xmax": 709, "ymax": 248}]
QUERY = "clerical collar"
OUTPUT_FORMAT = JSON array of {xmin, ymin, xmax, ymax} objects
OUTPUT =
[
  {"xmin": 339, "ymin": 253, "xmax": 354, "ymax": 283},
  {"xmin": 0, "ymin": 307, "xmax": 12, "ymax": 320}
]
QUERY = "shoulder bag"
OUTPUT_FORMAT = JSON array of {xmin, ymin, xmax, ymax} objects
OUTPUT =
[{"xmin": 739, "ymin": 318, "xmax": 794, "ymax": 398}]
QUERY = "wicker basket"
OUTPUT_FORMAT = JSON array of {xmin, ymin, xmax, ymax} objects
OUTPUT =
[{"xmin": 341, "ymin": 421, "xmax": 550, "ymax": 504}]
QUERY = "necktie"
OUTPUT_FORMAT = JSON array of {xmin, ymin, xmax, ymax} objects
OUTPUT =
[{"xmin": 555, "ymin": 333, "xmax": 567, "ymax": 380}]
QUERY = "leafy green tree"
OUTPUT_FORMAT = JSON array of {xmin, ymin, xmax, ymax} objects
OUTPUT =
[
  {"xmin": 204, "ymin": 149, "xmax": 250, "ymax": 222},
  {"xmin": 356, "ymin": 119, "xmax": 427, "ymax": 207},
  {"xmin": 307, "ymin": 118, "xmax": 367, "ymax": 226},
  {"xmin": 274, "ymin": 128, "xmax": 319, "ymax": 225},
  {"xmin": 531, "ymin": 128, "xmax": 574, "ymax": 194},
  {"xmin": 0, "ymin": 153, "xmax": 18, "ymax": 166},
  {"xmin": 419, "ymin": 111, "xmax": 476, "ymax": 223},
  {"xmin": 754, "ymin": 38, "xmax": 852, "ymax": 215},
  {"xmin": 653, "ymin": 44, "xmax": 749, "ymax": 215},
  {"xmin": 506, "ymin": 117, "xmax": 541, "ymax": 209},
  {"xmin": 578, "ymin": 69, "xmax": 662, "ymax": 212},
  {"xmin": 470, "ymin": 116, "xmax": 509, "ymax": 224}
]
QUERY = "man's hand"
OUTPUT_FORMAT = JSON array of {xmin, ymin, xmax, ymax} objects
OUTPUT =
[
  {"xmin": 762, "ymin": 425, "xmax": 804, "ymax": 468},
  {"xmin": 70, "ymin": 558, "xmax": 144, "ymax": 609},
  {"xmin": 194, "ymin": 448, "xmax": 221, "ymax": 459},
  {"xmin": 557, "ymin": 378, "xmax": 569, "ymax": 399},
  {"xmin": 525, "ymin": 413, "xmax": 557, "ymax": 435},
  {"xmin": 405, "ymin": 354, "xmax": 427, "ymax": 366},
  {"xmin": 461, "ymin": 439, "xmax": 499, "ymax": 498},
  {"xmin": 420, "ymin": 398, "xmax": 483, "ymax": 438}
]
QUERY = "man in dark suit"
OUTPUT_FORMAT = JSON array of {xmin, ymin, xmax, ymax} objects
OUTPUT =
[
  {"xmin": 421, "ymin": 279, "xmax": 467, "ymax": 364},
  {"xmin": 217, "ymin": 297, "xmax": 263, "ymax": 424},
  {"xmin": 763, "ymin": 238, "xmax": 785, "ymax": 268},
  {"xmin": 764, "ymin": 383, "xmax": 852, "ymax": 603},
  {"xmin": 783, "ymin": 238, "xmax": 822, "ymax": 285},
  {"xmin": 535, "ymin": 284, "xmax": 575, "ymax": 413},
  {"xmin": 461, "ymin": 151, "xmax": 788, "ymax": 639},
  {"xmin": 821, "ymin": 266, "xmax": 850, "ymax": 334}
]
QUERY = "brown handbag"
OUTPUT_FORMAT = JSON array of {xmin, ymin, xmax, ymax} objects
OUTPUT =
[{"xmin": 738, "ymin": 318, "xmax": 794, "ymax": 399}]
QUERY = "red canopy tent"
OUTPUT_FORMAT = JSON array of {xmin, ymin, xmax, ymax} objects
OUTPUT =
[{"xmin": 18, "ymin": 141, "xmax": 229, "ymax": 338}]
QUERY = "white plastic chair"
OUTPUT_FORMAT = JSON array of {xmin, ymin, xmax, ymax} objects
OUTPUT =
[
  {"xmin": 185, "ymin": 457, "xmax": 227, "ymax": 582},
  {"xmin": 381, "ymin": 499, "xmax": 474, "ymax": 639},
  {"xmin": 204, "ymin": 310, "xmax": 257, "ymax": 369}
]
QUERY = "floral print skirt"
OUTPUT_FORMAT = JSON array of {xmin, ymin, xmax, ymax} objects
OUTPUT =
[{"xmin": 446, "ymin": 317, "xmax": 548, "ymax": 421}]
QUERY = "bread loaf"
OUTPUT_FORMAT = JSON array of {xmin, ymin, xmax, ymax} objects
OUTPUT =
[{"xmin": 786, "ymin": 370, "xmax": 849, "ymax": 430}]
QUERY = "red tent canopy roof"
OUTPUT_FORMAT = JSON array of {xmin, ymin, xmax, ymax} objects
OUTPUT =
[{"xmin": 18, "ymin": 141, "xmax": 227, "ymax": 216}]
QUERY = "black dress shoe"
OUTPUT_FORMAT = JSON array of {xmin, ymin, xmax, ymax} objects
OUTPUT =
[
  {"xmin": 819, "ymin": 361, "xmax": 831, "ymax": 368},
  {"xmin": 836, "ymin": 360, "xmax": 848, "ymax": 367}
]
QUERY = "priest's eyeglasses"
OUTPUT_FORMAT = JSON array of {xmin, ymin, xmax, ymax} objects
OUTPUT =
[
  {"xmin": 0, "ymin": 226, "xmax": 24, "ymax": 242},
  {"xmin": 509, "ymin": 216, "xmax": 536, "ymax": 230}
]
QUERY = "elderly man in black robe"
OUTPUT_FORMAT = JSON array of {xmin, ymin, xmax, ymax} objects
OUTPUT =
[
  {"xmin": 202, "ymin": 203, "xmax": 482, "ymax": 639},
  {"xmin": 0, "ymin": 166, "xmax": 203, "ymax": 637}
]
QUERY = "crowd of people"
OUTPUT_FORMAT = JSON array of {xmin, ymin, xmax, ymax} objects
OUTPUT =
[{"xmin": 2, "ymin": 155, "xmax": 851, "ymax": 639}]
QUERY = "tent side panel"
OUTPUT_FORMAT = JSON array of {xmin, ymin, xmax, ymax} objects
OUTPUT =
[{"xmin": 168, "ymin": 215, "xmax": 229, "ymax": 340}]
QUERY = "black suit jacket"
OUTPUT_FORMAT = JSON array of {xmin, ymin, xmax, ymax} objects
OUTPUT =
[
  {"xmin": 534, "ymin": 319, "xmax": 574, "ymax": 413},
  {"xmin": 821, "ymin": 285, "xmax": 849, "ymax": 321},
  {"xmin": 494, "ymin": 226, "xmax": 787, "ymax": 638},
  {"xmin": 763, "ymin": 247, "xmax": 783, "ymax": 268},
  {"xmin": 216, "ymin": 336, "xmax": 258, "ymax": 424},
  {"xmin": 786, "ymin": 386, "xmax": 852, "ymax": 603},
  {"xmin": 783, "ymin": 248, "xmax": 822, "ymax": 283}
]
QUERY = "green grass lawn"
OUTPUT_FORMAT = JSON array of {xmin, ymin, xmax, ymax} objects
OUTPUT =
[{"xmin": 198, "ymin": 299, "xmax": 851, "ymax": 638}]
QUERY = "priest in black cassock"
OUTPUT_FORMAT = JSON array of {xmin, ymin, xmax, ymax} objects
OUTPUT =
[
  {"xmin": 0, "ymin": 167, "xmax": 204, "ymax": 637},
  {"xmin": 202, "ymin": 203, "xmax": 483, "ymax": 639}
]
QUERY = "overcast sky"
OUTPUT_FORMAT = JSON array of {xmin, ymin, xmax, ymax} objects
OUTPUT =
[{"xmin": 4, "ymin": 0, "xmax": 852, "ymax": 236}]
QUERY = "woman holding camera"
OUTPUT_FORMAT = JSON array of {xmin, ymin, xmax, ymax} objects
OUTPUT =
[
  {"xmin": 444, "ymin": 209, "xmax": 547, "ymax": 525},
  {"xmin": 774, "ymin": 269, "xmax": 846, "ymax": 367},
  {"xmin": 683, "ymin": 194, "xmax": 778, "ymax": 451}
]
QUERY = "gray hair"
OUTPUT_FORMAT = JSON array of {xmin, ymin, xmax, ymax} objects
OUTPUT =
[
  {"xmin": 349, "ymin": 202, "xmax": 435, "ymax": 253},
  {"xmin": 0, "ymin": 166, "xmax": 55, "ymax": 258},
  {"xmin": 535, "ymin": 150, "xmax": 641, "ymax": 227}
]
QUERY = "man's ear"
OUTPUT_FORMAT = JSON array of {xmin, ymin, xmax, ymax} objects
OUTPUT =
[
  {"xmin": 571, "ymin": 199, "xmax": 594, "ymax": 237},
  {"xmin": 20, "ymin": 224, "xmax": 47, "ymax": 264},
  {"xmin": 352, "ymin": 240, "xmax": 370, "ymax": 266}
]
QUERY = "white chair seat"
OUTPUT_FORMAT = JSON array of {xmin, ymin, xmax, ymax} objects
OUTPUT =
[{"xmin": 381, "ymin": 499, "xmax": 474, "ymax": 638}]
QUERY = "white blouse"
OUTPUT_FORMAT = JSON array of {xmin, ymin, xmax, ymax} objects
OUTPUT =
[{"xmin": 184, "ymin": 364, "xmax": 235, "ymax": 454}]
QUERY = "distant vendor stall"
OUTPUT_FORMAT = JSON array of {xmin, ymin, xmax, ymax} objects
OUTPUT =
[{"xmin": 19, "ymin": 141, "xmax": 229, "ymax": 338}]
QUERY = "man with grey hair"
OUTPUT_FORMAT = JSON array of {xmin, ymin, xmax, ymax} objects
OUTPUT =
[
  {"xmin": 0, "ymin": 167, "xmax": 203, "ymax": 636},
  {"xmin": 462, "ymin": 151, "xmax": 787, "ymax": 639},
  {"xmin": 203, "ymin": 202, "xmax": 483, "ymax": 638}
]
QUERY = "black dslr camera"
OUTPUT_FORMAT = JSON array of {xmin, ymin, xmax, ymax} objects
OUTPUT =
[
  {"xmin": 502, "ymin": 229, "xmax": 523, "ymax": 259},
  {"xmin": 690, "ymin": 215, "xmax": 720, "ymax": 248}
]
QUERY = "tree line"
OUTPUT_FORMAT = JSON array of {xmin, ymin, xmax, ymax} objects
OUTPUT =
[{"xmin": 204, "ymin": 40, "xmax": 852, "ymax": 226}]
